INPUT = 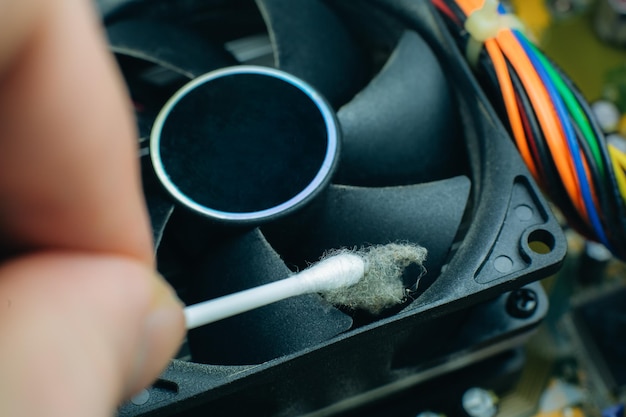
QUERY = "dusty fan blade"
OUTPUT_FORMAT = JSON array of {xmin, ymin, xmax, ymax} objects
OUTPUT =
[
  {"xmin": 335, "ymin": 31, "xmax": 464, "ymax": 186},
  {"xmin": 186, "ymin": 229, "xmax": 353, "ymax": 365},
  {"xmin": 256, "ymin": 0, "xmax": 366, "ymax": 107},
  {"xmin": 263, "ymin": 176, "xmax": 471, "ymax": 287}
]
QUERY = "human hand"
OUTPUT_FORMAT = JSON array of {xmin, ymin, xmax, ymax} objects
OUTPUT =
[{"xmin": 0, "ymin": 0, "xmax": 185, "ymax": 416}]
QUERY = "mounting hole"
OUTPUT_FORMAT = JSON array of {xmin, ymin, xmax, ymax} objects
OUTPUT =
[{"xmin": 527, "ymin": 229, "xmax": 555, "ymax": 255}]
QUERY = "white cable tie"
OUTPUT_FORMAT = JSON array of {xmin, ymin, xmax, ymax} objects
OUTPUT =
[{"xmin": 464, "ymin": 0, "xmax": 525, "ymax": 68}]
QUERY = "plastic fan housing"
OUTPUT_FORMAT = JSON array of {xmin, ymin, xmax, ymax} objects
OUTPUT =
[{"xmin": 102, "ymin": 1, "xmax": 568, "ymax": 416}]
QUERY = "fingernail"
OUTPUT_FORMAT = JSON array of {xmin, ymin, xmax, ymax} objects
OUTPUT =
[{"xmin": 127, "ymin": 273, "xmax": 185, "ymax": 397}]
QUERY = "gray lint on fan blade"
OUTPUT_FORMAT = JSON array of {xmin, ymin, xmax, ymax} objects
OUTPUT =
[{"xmin": 320, "ymin": 243, "xmax": 427, "ymax": 315}]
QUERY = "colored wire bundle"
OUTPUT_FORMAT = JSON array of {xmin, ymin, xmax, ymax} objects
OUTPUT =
[{"xmin": 432, "ymin": 0, "xmax": 626, "ymax": 260}]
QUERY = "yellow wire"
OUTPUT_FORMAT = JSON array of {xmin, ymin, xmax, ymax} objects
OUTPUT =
[
  {"xmin": 609, "ymin": 145, "xmax": 626, "ymax": 202},
  {"xmin": 610, "ymin": 144, "xmax": 626, "ymax": 166}
]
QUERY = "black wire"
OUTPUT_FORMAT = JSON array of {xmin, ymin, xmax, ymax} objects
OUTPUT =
[
  {"xmin": 570, "ymin": 117, "xmax": 603, "ymax": 202},
  {"xmin": 569, "ymin": 114, "xmax": 614, "ymax": 238},
  {"xmin": 434, "ymin": 0, "xmax": 625, "ymax": 255},
  {"xmin": 434, "ymin": 0, "xmax": 505, "ymax": 121},
  {"xmin": 442, "ymin": 0, "xmax": 467, "ymax": 23},
  {"xmin": 508, "ymin": 64, "xmax": 547, "ymax": 181},
  {"xmin": 476, "ymin": 53, "xmax": 510, "ymax": 127},
  {"xmin": 447, "ymin": 6, "xmax": 594, "ymax": 237},
  {"xmin": 507, "ymin": 61, "xmax": 543, "ymax": 167},
  {"xmin": 436, "ymin": 6, "xmax": 469, "ymax": 43},
  {"xmin": 572, "ymin": 98, "xmax": 626, "ymax": 254},
  {"xmin": 555, "ymin": 64, "xmax": 626, "ymax": 256},
  {"xmin": 507, "ymin": 62, "xmax": 594, "ymax": 237}
]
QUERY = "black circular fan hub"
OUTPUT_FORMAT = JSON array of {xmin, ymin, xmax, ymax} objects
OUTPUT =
[{"xmin": 151, "ymin": 65, "xmax": 340, "ymax": 224}]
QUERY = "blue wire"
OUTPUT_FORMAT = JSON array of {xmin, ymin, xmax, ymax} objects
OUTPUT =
[
  {"xmin": 496, "ymin": 1, "xmax": 609, "ymax": 248},
  {"xmin": 494, "ymin": 1, "xmax": 612, "ymax": 249},
  {"xmin": 514, "ymin": 30, "xmax": 611, "ymax": 248}
]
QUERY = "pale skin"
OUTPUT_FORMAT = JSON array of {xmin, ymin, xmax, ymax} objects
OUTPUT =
[{"xmin": 0, "ymin": 0, "xmax": 186, "ymax": 416}]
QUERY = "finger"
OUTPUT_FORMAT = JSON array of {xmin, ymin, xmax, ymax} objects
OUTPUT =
[
  {"xmin": 0, "ymin": 0, "xmax": 152, "ymax": 262},
  {"xmin": 0, "ymin": 252, "xmax": 185, "ymax": 417}
]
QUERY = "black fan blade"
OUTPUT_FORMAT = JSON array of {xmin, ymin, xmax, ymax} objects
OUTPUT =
[
  {"xmin": 110, "ymin": 20, "xmax": 237, "ymax": 157},
  {"xmin": 139, "ymin": 151, "xmax": 176, "ymax": 249},
  {"xmin": 108, "ymin": 20, "xmax": 236, "ymax": 79},
  {"xmin": 263, "ymin": 176, "xmax": 471, "ymax": 287},
  {"xmin": 145, "ymin": 189, "xmax": 175, "ymax": 249},
  {"xmin": 335, "ymin": 31, "xmax": 464, "ymax": 186},
  {"xmin": 256, "ymin": 0, "xmax": 366, "ymax": 107},
  {"xmin": 109, "ymin": 20, "xmax": 237, "ymax": 136},
  {"xmin": 186, "ymin": 229, "xmax": 353, "ymax": 365}
]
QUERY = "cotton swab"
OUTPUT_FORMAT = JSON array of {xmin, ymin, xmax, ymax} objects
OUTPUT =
[{"xmin": 184, "ymin": 253, "xmax": 366, "ymax": 330}]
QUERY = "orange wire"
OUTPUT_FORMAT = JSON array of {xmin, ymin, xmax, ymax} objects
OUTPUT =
[
  {"xmin": 455, "ymin": 0, "xmax": 589, "ymax": 222},
  {"xmin": 459, "ymin": 0, "xmax": 539, "ymax": 178},
  {"xmin": 456, "ymin": 0, "xmax": 481, "ymax": 14},
  {"xmin": 484, "ymin": 40, "xmax": 539, "ymax": 179},
  {"xmin": 497, "ymin": 30, "xmax": 587, "ymax": 218},
  {"xmin": 459, "ymin": 0, "xmax": 537, "ymax": 176}
]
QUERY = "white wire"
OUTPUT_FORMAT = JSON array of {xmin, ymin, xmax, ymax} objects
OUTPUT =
[{"xmin": 184, "ymin": 253, "xmax": 365, "ymax": 330}]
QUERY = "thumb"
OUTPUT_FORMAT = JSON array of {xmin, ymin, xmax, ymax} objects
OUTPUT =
[{"xmin": 0, "ymin": 252, "xmax": 185, "ymax": 417}]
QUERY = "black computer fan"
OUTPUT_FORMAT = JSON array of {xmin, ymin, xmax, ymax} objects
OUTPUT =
[{"xmin": 104, "ymin": 1, "xmax": 566, "ymax": 416}]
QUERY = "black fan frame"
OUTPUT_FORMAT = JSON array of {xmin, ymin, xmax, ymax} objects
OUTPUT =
[{"xmin": 104, "ymin": 1, "xmax": 568, "ymax": 416}]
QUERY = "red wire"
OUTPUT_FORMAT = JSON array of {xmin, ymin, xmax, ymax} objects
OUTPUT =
[{"xmin": 431, "ymin": 0, "xmax": 462, "ymax": 25}]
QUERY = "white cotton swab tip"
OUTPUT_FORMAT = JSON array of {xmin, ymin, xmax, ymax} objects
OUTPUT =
[
  {"xmin": 184, "ymin": 253, "xmax": 366, "ymax": 330},
  {"xmin": 295, "ymin": 253, "xmax": 366, "ymax": 292}
]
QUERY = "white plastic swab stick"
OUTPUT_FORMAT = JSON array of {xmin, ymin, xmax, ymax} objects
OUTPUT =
[{"xmin": 184, "ymin": 253, "xmax": 366, "ymax": 330}]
